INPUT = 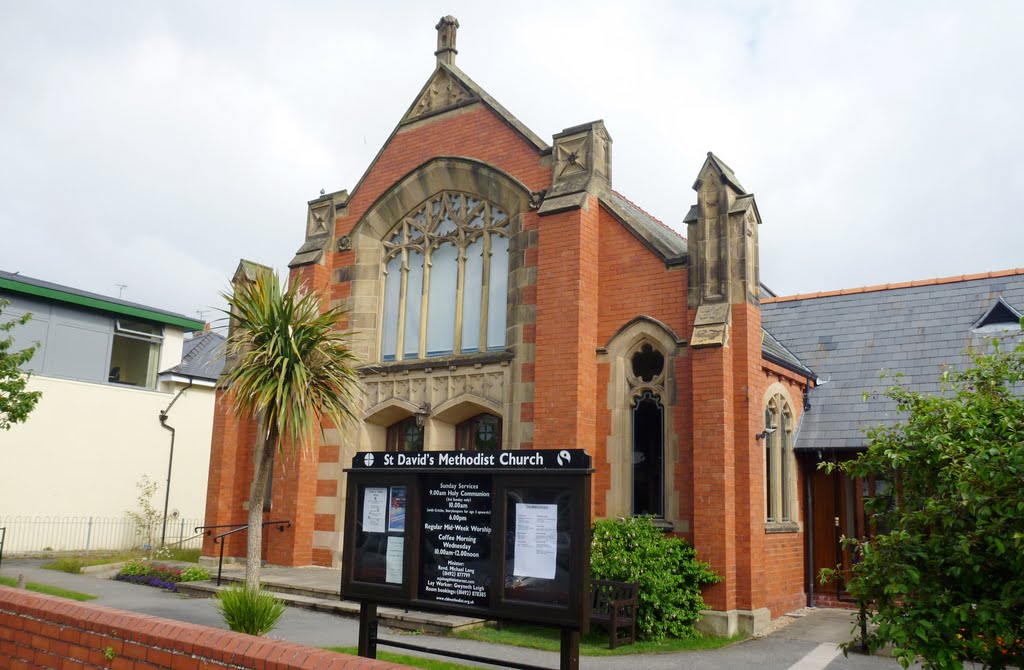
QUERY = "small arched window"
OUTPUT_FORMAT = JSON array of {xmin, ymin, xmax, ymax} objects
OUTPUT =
[
  {"xmin": 456, "ymin": 414, "xmax": 502, "ymax": 452},
  {"xmin": 386, "ymin": 416, "xmax": 424, "ymax": 452},
  {"xmin": 381, "ymin": 191, "xmax": 510, "ymax": 361}
]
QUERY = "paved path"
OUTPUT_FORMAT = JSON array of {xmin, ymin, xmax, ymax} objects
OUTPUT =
[{"xmin": 1, "ymin": 559, "xmax": 920, "ymax": 669}]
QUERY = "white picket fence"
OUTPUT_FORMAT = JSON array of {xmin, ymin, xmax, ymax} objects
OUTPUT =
[{"xmin": 0, "ymin": 515, "xmax": 204, "ymax": 554}]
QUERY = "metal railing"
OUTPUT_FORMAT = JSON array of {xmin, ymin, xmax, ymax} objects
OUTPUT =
[
  {"xmin": 196, "ymin": 520, "xmax": 291, "ymax": 586},
  {"xmin": 0, "ymin": 527, "xmax": 6, "ymax": 569},
  {"xmin": 0, "ymin": 516, "xmax": 204, "ymax": 554}
]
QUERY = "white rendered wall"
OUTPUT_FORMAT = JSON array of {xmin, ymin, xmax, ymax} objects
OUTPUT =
[
  {"xmin": 157, "ymin": 327, "xmax": 185, "ymax": 374},
  {"xmin": 0, "ymin": 374, "xmax": 214, "ymax": 525}
]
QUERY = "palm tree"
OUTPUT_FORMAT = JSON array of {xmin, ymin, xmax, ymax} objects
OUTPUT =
[{"xmin": 222, "ymin": 269, "xmax": 359, "ymax": 590}]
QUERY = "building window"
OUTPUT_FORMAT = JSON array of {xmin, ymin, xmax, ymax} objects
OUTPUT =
[
  {"xmin": 381, "ymin": 191, "xmax": 510, "ymax": 362},
  {"xmin": 764, "ymin": 406, "xmax": 774, "ymax": 521},
  {"xmin": 632, "ymin": 390, "xmax": 664, "ymax": 517},
  {"xmin": 386, "ymin": 417, "xmax": 424, "ymax": 452},
  {"xmin": 456, "ymin": 413, "xmax": 502, "ymax": 451},
  {"xmin": 628, "ymin": 342, "xmax": 667, "ymax": 517},
  {"xmin": 765, "ymin": 395, "xmax": 795, "ymax": 523},
  {"xmin": 109, "ymin": 319, "xmax": 162, "ymax": 388}
]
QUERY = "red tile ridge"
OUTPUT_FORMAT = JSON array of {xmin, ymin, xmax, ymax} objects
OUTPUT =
[
  {"xmin": 762, "ymin": 267, "xmax": 1024, "ymax": 304},
  {"xmin": 609, "ymin": 189, "xmax": 687, "ymax": 243}
]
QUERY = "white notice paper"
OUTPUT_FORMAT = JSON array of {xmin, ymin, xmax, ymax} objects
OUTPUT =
[
  {"xmin": 513, "ymin": 503, "xmax": 558, "ymax": 579},
  {"xmin": 362, "ymin": 487, "xmax": 387, "ymax": 533},
  {"xmin": 385, "ymin": 536, "xmax": 404, "ymax": 584}
]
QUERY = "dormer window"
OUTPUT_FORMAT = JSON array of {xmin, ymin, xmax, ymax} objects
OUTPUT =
[
  {"xmin": 970, "ymin": 297, "xmax": 1022, "ymax": 334},
  {"xmin": 380, "ymin": 191, "xmax": 510, "ymax": 362}
]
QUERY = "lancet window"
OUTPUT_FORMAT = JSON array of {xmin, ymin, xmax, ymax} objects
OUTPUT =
[
  {"xmin": 380, "ymin": 191, "xmax": 510, "ymax": 361},
  {"xmin": 765, "ymin": 395, "xmax": 795, "ymax": 523},
  {"xmin": 629, "ymin": 342, "xmax": 667, "ymax": 517}
]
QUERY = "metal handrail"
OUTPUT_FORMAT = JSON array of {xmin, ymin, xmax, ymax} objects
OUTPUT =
[
  {"xmin": 194, "ymin": 522, "xmax": 255, "ymax": 535},
  {"xmin": 209, "ymin": 520, "xmax": 291, "ymax": 586},
  {"xmin": 0, "ymin": 527, "xmax": 5, "ymax": 570}
]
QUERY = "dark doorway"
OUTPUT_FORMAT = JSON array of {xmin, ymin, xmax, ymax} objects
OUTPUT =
[{"xmin": 632, "ymin": 391, "xmax": 664, "ymax": 517}]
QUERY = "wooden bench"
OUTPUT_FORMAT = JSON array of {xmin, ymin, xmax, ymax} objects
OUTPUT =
[{"xmin": 589, "ymin": 579, "xmax": 638, "ymax": 649}]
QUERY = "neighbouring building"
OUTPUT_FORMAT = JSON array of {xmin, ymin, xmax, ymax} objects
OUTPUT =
[
  {"xmin": 0, "ymin": 270, "xmax": 223, "ymax": 551},
  {"xmin": 201, "ymin": 17, "xmax": 1024, "ymax": 634}
]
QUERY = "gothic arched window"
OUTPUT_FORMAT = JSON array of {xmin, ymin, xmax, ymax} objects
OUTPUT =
[
  {"xmin": 380, "ymin": 191, "xmax": 510, "ymax": 361},
  {"xmin": 456, "ymin": 413, "xmax": 502, "ymax": 452},
  {"xmin": 386, "ymin": 416, "xmax": 424, "ymax": 452},
  {"xmin": 628, "ymin": 342, "xmax": 667, "ymax": 517},
  {"xmin": 765, "ymin": 394, "xmax": 795, "ymax": 523}
]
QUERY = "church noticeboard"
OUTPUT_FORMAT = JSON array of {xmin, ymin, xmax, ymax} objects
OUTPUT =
[
  {"xmin": 419, "ymin": 474, "xmax": 491, "ymax": 607},
  {"xmin": 341, "ymin": 449, "xmax": 592, "ymax": 629}
]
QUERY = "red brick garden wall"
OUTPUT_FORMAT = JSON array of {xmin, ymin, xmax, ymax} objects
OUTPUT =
[{"xmin": 0, "ymin": 587, "xmax": 406, "ymax": 670}]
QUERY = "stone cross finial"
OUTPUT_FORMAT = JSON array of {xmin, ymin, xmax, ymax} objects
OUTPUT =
[{"xmin": 435, "ymin": 15, "xmax": 459, "ymax": 66}]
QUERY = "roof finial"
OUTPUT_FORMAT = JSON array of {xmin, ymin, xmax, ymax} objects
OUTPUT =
[{"xmin": 435, "ymin": 15, "xmax": 459, "ymax": 66}]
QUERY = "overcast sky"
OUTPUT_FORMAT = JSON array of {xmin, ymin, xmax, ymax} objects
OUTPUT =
[{"xmin": 2, "ymin": 1, "xmax": 1022, "ymax": 324}]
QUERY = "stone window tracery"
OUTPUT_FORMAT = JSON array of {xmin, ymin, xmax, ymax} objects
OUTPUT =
[
  {"xmin": 380, "ymin": 191, "xmax": 510, "ymax": 361},
  {"xmin": 765, "ymin": 395, "xmax": 795, "ymax": 523}
]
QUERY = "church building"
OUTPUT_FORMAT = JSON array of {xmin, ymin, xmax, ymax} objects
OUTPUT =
[{"xmin": 202, "ymin": 16, "xmax": 1024, "ymax": 635}]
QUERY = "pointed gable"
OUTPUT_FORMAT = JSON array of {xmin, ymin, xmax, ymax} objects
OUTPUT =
[
  {"xmin": 971, "ymin": 296, "xmax": 1023, "ymax": 330},
  {"xmin": 693, "ymin": 151, "xmax": 747, "ymax": 194}
]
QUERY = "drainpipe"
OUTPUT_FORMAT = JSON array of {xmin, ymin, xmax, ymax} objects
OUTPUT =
[
  {"xmin": 158, "ymin": 379, "xmax": 193, "ymax": 546},
  {"xmin": 805, "ymin": 455, "xmax": 815, "ymax": 607}
]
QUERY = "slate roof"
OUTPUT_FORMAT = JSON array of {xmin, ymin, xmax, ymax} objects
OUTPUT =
[
  {"xmin": 762, "ymin": 327, "xmax": 815, "ymax": 379},
  {"xmin": 600, "ymin": 190, "xmax": 687, "ymax": 263},
  {"xmin": 161, "ymin": 330, "xmax": 226, "ymax": 382},
  {"xmin": 761, "ymin": 270, "xmax": 1024, "ymax": 451}
]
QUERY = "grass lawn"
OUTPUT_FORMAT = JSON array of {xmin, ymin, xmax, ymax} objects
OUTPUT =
[
  {"xmin": 42, "ymin": 548, "xmax": 202, "ymax": 574},
  {"xmin": 0, "ymin": 576, "xmax": 97, "ymax": 601},
  {"xmin": 325, "ymin": 646, "xmax": 485, "ymax": 670},
  {"xmin": 457, "ymin": 623, "xmax": 746, "ymax": 656}
]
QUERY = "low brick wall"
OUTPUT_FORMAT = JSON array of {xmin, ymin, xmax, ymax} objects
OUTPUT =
[{"xmin": 0, "ymin": 586, "xmax": 407, "ymax": 669}]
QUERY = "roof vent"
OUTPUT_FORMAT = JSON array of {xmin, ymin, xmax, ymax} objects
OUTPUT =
[{"xmin": 971, "ymin": 296, "xmax": 1022, "ymax": 332}]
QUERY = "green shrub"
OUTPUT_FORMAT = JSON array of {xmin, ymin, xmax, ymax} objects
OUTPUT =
[
  {"xmin": 215, "ymin": 586, "xmax": 286, "ymax": 636},
  {"xmin": 590, "ymin": 516, "xmax": 720, "ymax": 640},
  {"xmin": 117, "ymin": 559, "xmax": 151, "ymax": 576},
  {"xmin": 179, "ymin": 565, "xmax": 210, "ymax": 583}
]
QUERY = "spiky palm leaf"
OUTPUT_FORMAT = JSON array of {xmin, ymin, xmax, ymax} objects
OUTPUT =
[{"xmin": 223, "ymin": 272, "xmax": 358, "ymax": 448}]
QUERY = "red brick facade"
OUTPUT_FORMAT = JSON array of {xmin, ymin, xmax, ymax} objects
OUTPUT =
[
  {"xmin": 0, "ymin": 588, "xmax": 406, "ymax": 670},
  {"xmin": 201, "ymin": 21, "xmax": 818, "ymax": 634}
]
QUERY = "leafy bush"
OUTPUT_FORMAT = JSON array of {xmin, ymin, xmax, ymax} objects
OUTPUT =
[
  {"xmin": 827, "ymin": 341, "xmax": 1024, "ymax": 668},
  {"xmin": 215, "ymin": 586, "xmax": 286, "ymax": 636},
  {"xmin": 118, "ymin": 559, "xmax": 151, "ymax": 576},
  {"xmin": 179, "ymin": 565, "xmax": 211, "ymax": 582},
  {"xmin": 591, "ymin": 516, "xmax": 720, "ymax": 640}
]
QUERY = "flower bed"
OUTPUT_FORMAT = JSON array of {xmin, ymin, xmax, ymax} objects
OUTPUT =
[
  {"xmin": 113, "ymin": 559, "xmax": 209, "ymax": 592},
  {"xmin": 114, "ymin": 573, "xmax": 179, "ymax": 592}
]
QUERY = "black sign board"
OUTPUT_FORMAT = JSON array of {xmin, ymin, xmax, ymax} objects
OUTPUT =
[
  {"xmin": 419, "ymin": 474, "xmax": 491, "ymax": 607},
  {"xmin": 341, "ymin": 449, "xmax": 592, "ymax": 631},
  {"xmin": 350, "ymin": 448, "xmax": 591, "ymax": 470}
]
